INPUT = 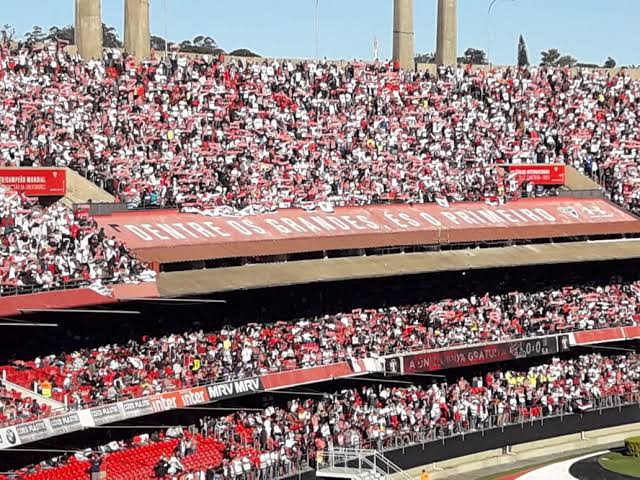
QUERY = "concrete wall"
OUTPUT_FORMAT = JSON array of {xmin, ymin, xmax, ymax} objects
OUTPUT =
[
  {"xmin": 564, "ymin": 165, "xmax": 602, "ymax": 192},
  {"xmin": 416, "ymin": 63, "xmax": 640, "ymax": 80},
  {"xmin": 383, "ymin": 404, "xmax": 640, "ymax": 477},
  {"xmin": 408, "ymin": 421, "xmax": 640, "ymax": 479},
  {"xmin": 60, "ymin": 167, "xmax": 115, "ymax": 207}
]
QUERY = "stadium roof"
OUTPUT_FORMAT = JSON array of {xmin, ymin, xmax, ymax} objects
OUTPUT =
[{"xmin": 157, "ymin": 238, "xmax": 640, "ymax": 295}]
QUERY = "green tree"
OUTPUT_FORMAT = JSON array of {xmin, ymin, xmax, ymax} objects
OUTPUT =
[
  {"xmin": 458, "ymin": 48, "xmax": 488, "ymax": 65},
  {"xmin": 102, "ymin": 24, "xmax": 122, "ymax": 49},
  {"xmin": 0, "ymin": 24, "xmax": 15, "ymax": 45},
  {"xmin": 415, "ymin": 52, "xmax": 435, "ymax": 64},
  {"xmin": 150, "ymin": 35, "xmax": 168, "ymax": 52},
  {"xmin": 517, "ymin": 35, "xmax": 529, "ymax": 66},
  {"xmin": 603, "ymin": 56, "xmax": 617, "ymax": 68},
  {"xmin": 540, "ymin": 48, "xmax": 560, "ymax": 66},
  {"xmin": 43, "ymin": 23, "xmax": 120, "ymax": 48},
  {"xmin": 24, "ymin": 25, "xmax": 46, "ymax": 44},
  {"xmin": 228, "ymin": 48, "xmax": 260, "ymax": 58},
  {"xmin": 557, "ymin": 54, "xmax": 577, "ymax": 67},
  {"xmin": 540, "ymin": 48, "xmax": 577, "ymax": 67},
  {"xmin": 179, "ymin": 35, "xmax": 223, "ymax": 55},
  {"xmin": 47, "ymin": 25, "xmax": 75, "ymax": 44}
]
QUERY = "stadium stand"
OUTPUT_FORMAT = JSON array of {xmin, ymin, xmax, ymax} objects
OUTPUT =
[
  {"xmin": 3, "ymin": 27, "xmax": 640, "ymax": 480},
  {"xmin": 2, "ymin": 41, "xmax": 627, "ymax": 213},
  {"xmin": 5, "ymin": 41, "xmax": 640, "ymax": 288},
  {"xmin": 2, "ymin": 40, "xmax": 640, "ymax": 297},
  {"xmin": 0, "ymin": 277, "xmax": 637, "ymax": 420},
  {"xmin": 4, "ymin": 353, "xmax": 638, "ymax": 479}
]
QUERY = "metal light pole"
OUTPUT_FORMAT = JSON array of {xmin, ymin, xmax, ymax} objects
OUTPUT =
[
  {"xmin": 314, "ymin": 0, "xmax": 320, "ymax": 59},
  {"xmin": 487, "ymin": 0, "xmax": 497, "ymax": 66},
  {"xmin": 163, "ymin": 0, "xmax": 169, "ymax": 59},
  {"xmin": 487, "ymin": 0, "xmax": 517, "ymax": 66}
]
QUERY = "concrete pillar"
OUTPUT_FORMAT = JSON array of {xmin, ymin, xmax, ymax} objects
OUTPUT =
[
  {"xmin": 436, "ymin": 0, "xmax": 457, "ymax": 66},
  {"xmin": 392, "ymin": 0, "xmax": 414, "ymax": 71},
  {"xmin": 75, "ymin": 0, "xmax": 102, "ymax": 60},
  {"xmin": 124, "ymin": 0, "xmax": 151, "ymax": 59}
]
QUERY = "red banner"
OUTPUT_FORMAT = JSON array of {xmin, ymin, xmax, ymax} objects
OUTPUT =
[
  {"xmin": 403, "ymin": 337, "xmax": 559, "ymax": 373},
  {"xmin": 0, "ymin": 168, "xmax": 66, "ymax": 196},
  {"xmin": 623, "ymin": 326, "xmax": 640, "ymax": 340},
  {"xmin": 261, "ymin": 362, "xmax": 354, "ymax": 390},
  {"xmin": 572, "ymin": 327, "xmax": 626, "ymax": 345},
  {"xmin": 0, "ymin": 282, "xmax": 158, "ymax": 317},
  {"xmin": 94, "ymin": 198, "xmax": 640, "ymax": 263},
  {"xmin": 507, "ymin": 164, "xmax": 566, "ymax": 186}
]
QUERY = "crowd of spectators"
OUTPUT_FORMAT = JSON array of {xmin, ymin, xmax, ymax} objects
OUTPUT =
[
  {"xmin": 6, "ymin": 353, "xmax": 640, "ymax": 479},
  {"xmin": 0, "ymin": 277, "xmax": 638, "ymax": 412},
  {"xmin": 5, "ymin": 37, "xmax": 640, "ymax": 479},
  {"xmin": 0, "ymin": 381, "xmax": 50, "ymax": 426},
  {"xmin": 0, "ymin": 186, "xmax": 154, "ymax": 293},
  {"xmin": 5, "ymin": 41, "xmax": 615, "ymax": 212}
]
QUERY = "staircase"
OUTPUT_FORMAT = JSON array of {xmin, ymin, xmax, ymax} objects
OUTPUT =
[
  {"xmin": 59, "ymin": 167, "xmax": 115, "ymax": 207},
  {"xmin": 317, "ymin": 448, "xmax": 415, "ymax": 480},
  {"xmin": 1, "ymin": 378, "xmax": 66, "ymax": 412}
]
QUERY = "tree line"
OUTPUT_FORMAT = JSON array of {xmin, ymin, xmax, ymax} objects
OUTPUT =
[
  {"xmin": 416, "ymin": 35, "xmax": 626, "ymax": 69},
  {"xmin": 2, "ymin": 25, "xmax": 630, "ymax": 68},
  {"xmin": 0, "ymin": 24, "xmax": 260, "ymax": 57}
]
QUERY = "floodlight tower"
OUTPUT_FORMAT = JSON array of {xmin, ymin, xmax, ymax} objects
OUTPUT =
[
  {"xmin": 124, "ymin": 0, "xmax": 151, "ymax": 59},
  {"xmin": 392, "ymin": 0, "xmax": 415, "ymax": 70},
  {"xmin": 75, "ymin": 0, "xmax": 102, "ymax": 59},
  {"xmin": 435, "ymin": 0, "xmax": 457, "ymax": 66}
]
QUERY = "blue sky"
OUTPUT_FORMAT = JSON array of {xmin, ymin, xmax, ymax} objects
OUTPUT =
[{"xmin": 4, "ymin": 0, "xmax": 638, "ymax": 66}]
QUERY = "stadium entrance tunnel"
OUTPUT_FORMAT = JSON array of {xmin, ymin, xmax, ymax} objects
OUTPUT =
[{"xmin": 2, "ymin": 257, "xmax": 640, "ymax": 362}]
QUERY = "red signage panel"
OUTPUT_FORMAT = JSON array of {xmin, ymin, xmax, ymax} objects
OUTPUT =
[
  {"xmin": 93, "ymin": 198, "xmax": 640, "ymax": 263},
  {"xmin": 0, "ymin": 282, "xmax": 158, "ymax": 317},
  {"xmin": 0, "ymin": 168, "xmax": 66, "ymax": 196},
  {"xmin": 261, "ymin": 362, "xmax": 353, "ymax": 390},
  {"xmin": 403, "ymin": 337, "xmax": 559, "ymax": 373},
  {"xmin": 507, "ymin": 164, "xmax": 566, "ymax": 186},
  {"xmin": 572, "ymin": 327, "xmax": 626, "ymax": 345},
  {"xmin": 623, "ymin": 326, "xmax": 640, "ymax": 340}
]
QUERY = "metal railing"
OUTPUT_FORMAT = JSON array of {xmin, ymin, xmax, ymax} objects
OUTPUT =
[
  {"xmin": 319, "ymin": 448, "xmax": 413, "ymax": 480},
  {"xmin": 0, "ymin": 277, "xmax": 125, "ymax": 298},
  {"xmin": 346, "ymin": 392, "xmax": 640, "ymax": 456},
  {"xmin": 13, "ymin": 392, "xmax": 640, "ymax": 480},
  {"xmin": 185, "ymin": 392, "xmax": 640, "ymax": 480}
]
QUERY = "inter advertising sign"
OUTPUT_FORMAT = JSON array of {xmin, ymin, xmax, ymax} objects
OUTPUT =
[
  {"xmin": 403, "ymin": 337, "xmax": 559, "ymax": 374},
  {"xmin": 507, "ymin": 164, "xmax": 566, "ymax": 186},
  {"xmin": 0, "ymin": 168, "xmax": 67, "ymax": 196},
  {"xmin": 149, "ymin": 387, "xmax": 209, "ymax": 414}
]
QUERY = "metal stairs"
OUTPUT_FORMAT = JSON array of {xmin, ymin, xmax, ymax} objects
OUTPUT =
[{"xmin": 317, "ymin": 448, "xmax": 414, "ymax": 480}]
